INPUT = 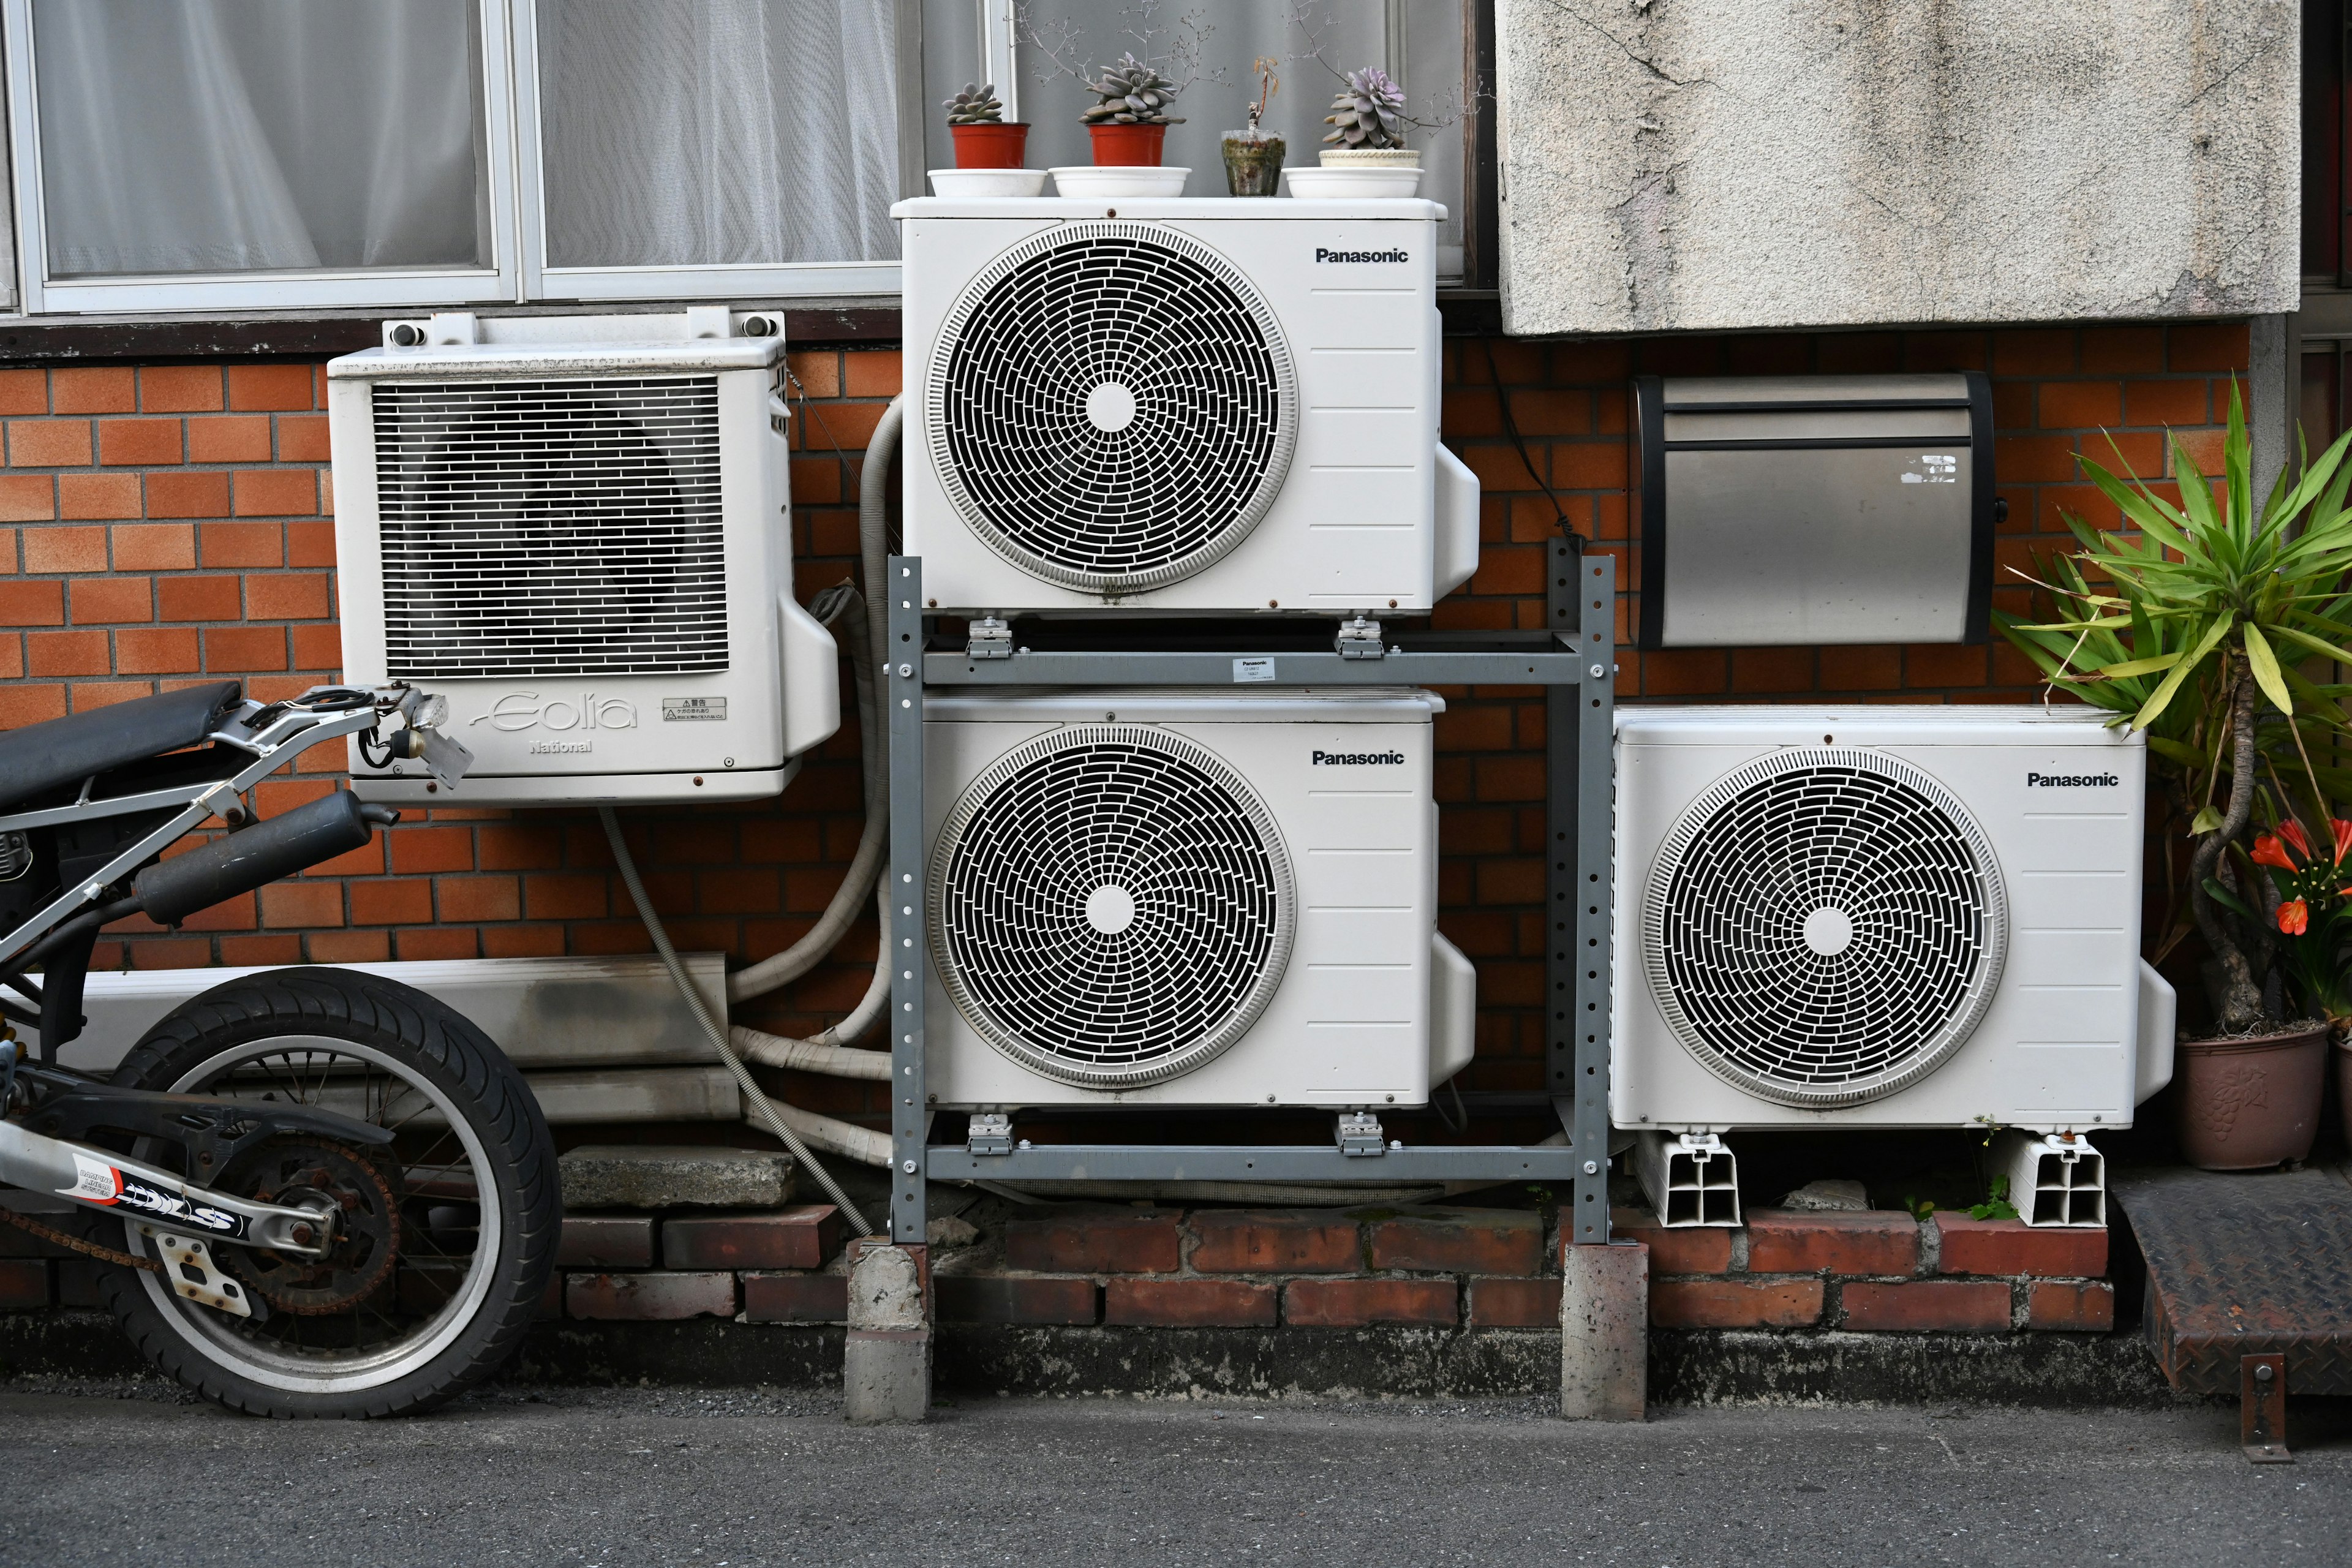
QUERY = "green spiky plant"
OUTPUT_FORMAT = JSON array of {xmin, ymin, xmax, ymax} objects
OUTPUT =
[
  {"xmin": 1998, "ymin": 385, "xmax": 2352, "ymax": 1034},
  {"xmin": 943, "ymin": 83, "xmax": 1005, "ymax": 124}
]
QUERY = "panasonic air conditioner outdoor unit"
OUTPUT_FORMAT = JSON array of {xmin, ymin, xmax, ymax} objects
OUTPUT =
[
  {"xmin": 924, "ymin": 688, "xmax": 1476, "ymax": 1109},
  {"xmin": 1613, "ymin": 706, "xmax": 2173, "ymax": 1134},
  {"xmin": 896, "ymin": 197, "xmax": 1481, "ymax": 617},
  {"xmin": 328, "ymin": 309, "xmax": 840, "ymax": 806}
]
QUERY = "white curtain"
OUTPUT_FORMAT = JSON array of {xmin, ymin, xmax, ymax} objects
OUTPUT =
[
  {"xmin": 32, "ymin": 0, "xmax": 488, "ymax": 278},
  {"xmin": 537, "ymin": 0, "xmax": 900, "ymax": 268}
]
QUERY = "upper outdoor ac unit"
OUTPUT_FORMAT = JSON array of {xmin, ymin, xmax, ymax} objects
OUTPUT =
[
  {"xmin": 328, "ymin": 310, "xmax": 839, "ymax": 806},
  {"xmin": 1613, "ymin": 706, "xmax": 2171, "ymax": 1134},
  {"xmin": 895, "ymin": 197, "xmax": 1481, "ymax": 616},
  {"xmin": 924, "ymin": 688, "xmax": 1475, "ymax": 1108}
]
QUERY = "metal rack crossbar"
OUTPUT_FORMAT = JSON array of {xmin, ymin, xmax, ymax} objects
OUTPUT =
[{"xmin": 884, "ymin": 542, "xmax": 1616, "ymax": 1245}]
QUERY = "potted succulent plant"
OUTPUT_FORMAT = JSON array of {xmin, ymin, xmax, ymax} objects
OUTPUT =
[
  {"xmin": 1019, "ymin": 4, "xmax": 1215, "ymax": 195},
  {"xmin": 2001, "ymin": 388, "xmax": 2352, "ymax": 1169},
  {"xmin": 1221, "ymin": 57, "xmax": 1284, "ymax": 197},
  {"xmin": 1079, "ymin": 53, "xmax": 1187, "ymax": 165},
  {"xmin": 944, "ymin": 83, "xmax": 1027, "ymax": 168}
]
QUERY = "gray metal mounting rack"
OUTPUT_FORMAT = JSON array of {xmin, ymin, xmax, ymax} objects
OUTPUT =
[{"xmin": 883, "ymin": 541, "xmax": 1617, "ymax": 1246}]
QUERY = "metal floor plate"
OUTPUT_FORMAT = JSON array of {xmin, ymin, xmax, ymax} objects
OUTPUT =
[{"xmin": 2114, "ymin": 1164, "xmax": 2352, "ymax": 1396}]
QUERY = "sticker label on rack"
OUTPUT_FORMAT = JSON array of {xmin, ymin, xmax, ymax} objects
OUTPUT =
[
  {"xmin": 58, "ymin": 1152, "xmax": 121, "ymax": 1205},
  {"xmin": 663, "ymin": 697, "xmax": 728, "ymax": 722},
  {"xmin": 1232, "ymin": 658, "xmax": 1276, "ymax": 684}
]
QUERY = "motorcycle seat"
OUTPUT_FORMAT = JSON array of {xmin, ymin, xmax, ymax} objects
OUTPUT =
[{"xmin": 0, "ymin": 681, "xmax": 242, "ymax": 812}]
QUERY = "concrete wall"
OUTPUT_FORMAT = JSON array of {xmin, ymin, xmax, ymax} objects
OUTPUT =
[{"xmin": 1496, "ymin": 0, "xmax": 2301, "ymax": 336}]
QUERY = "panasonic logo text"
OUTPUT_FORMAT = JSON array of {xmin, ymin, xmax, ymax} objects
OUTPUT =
[
  {"xmin": 1315, "ymin": 247, "xmax": 1409, "ymax": 263},
  {"xmin": 2026, "ymin": 771, "xmax": 2119, "ymax": 787},
  {"xmin": 1313, "ymin": 750, "xmax": 1406, "ymax": 765}
]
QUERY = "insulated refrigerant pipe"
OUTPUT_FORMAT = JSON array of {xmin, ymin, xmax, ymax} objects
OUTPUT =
[{"xmin": 725, "ymin": 394, "xmax": 904, "ymax": 1006}]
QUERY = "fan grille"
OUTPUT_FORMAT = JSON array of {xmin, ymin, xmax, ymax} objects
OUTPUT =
[
  {"xmin": 927, "ymin": 224, "xmax": 1295, "ymax": 594},
  {"xmin": 930, "ymin": 725, "xmax": 1295, "ymax": 1087},
  {"xmin": 373, "ymin": 376, "xmax": 729, "ymax": 677},
  {"xmin": 1643, "ymin": 748, "xmax": 2008, "ymax": 1108}
]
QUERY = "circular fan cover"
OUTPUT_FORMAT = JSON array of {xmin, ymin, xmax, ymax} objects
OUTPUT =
[
  {"xmin": 926, "ymin": 223, "xmax": 1297, "ymax": 595},
  {"xmin": 1643, "ymin": 748, "xmax": 2008, "ymax": 1108},
  {"xmin": 930, "ymin": 725, "xmax": 1295, "ymax": 1087}
]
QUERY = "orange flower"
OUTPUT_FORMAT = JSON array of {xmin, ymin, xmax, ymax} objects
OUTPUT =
[
  {"xmin": 2331, "ymin": 819, "xmax": 2352, "ymax": 866},
  {"xmin": 2280, "ymin": 899, "xmax": 2310, "ymax": 936},
  {"xmin": 2252, "ymin": 834, "xmax": 2301, "ymax": 872},
  {"xmin": 2281, "ymin": 821, "xmax": 2312, "ymax": 859}
]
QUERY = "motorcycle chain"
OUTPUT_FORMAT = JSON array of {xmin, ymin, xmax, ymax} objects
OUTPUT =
[{"xmin": 0, "ymin": 1205, "xmax": 161, "ymax": 1273}]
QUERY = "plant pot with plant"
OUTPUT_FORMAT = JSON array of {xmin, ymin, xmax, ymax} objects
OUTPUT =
[
  {"xmin": 2002, "ymin": 388, "xmax": 2352, "ymax": 1170},
  {"xmin": 1020, "ymin": 6, "xmax": 1213, "ymax": 196},
  {"xmin": 1221, "ymin": 56, "xmax": 1284, "ymax": 197},
  {"xmin": 931, "ymin": 83, "xmax": 1044, "ymax": 197}
]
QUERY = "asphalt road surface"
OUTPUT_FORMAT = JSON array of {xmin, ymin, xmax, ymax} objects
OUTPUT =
[{"xmin": 0, "ymin": 1379, "xmax": 2344, "ymax": 1566}]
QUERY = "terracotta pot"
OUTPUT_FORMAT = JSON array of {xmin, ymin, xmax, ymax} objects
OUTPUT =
[
  {"xmin": 950, "ymin": 122, "xmax": 1030, "ymax": 169},
  {"xmin": 2173, "ymin": 1022, "xmax": 2328, "ymax": 1170},
  {"xmin": 1087, "ymin": 121, "xmax": 1168, "ymax": 167}
]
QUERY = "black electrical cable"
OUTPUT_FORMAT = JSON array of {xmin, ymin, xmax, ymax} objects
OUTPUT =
[{"xmin": 1480, "ymin": 335, "xmax": 1583, "ymax": 551}]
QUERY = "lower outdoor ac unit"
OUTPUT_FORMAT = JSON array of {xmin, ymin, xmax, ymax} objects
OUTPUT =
[
  {"xmin": 923, "ymin": 688, "xmax": 1474, "ymax": 1109},
  {"xmin": 328, "ymin": 309, "xmax": 840, "ymax": 807},
  {"xmin": 1613, "ymin": 705, "xmax": 2171, "ymax": 1134}
]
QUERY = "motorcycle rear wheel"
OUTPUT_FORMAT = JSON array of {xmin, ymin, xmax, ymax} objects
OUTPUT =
[{"xmin": 98, "ymin": 967, "xmax": 557, "ymax": 1418}]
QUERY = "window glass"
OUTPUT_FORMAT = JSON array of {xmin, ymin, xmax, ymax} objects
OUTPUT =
[
  {"xmin": 535, "ymin": 0, "xmax": 900, "ymax": 269},
  {"xmin": 31, "ymin": 0, "xmax": 489, "ymax": 278}
]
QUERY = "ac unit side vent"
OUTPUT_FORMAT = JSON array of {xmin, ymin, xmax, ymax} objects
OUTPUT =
[
  {"xmin": 1644, "ymin": 748, "xmax": 2009, "ymax": 1109},
  {"xmin": 930, "ymin": 724, "xmax": 1296, "ymax": 1088},
  {"xmin": 373, "ymin": 376, "xmax": 730, "ymax": 678},
  {"xmin": 930, "ymin": 225, "xmax": 1298, "ymax": 594}
]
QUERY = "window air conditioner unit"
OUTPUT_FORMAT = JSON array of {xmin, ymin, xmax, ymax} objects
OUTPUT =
[
  {"xmin": 924, "ymin": 688, "xmax": 1475, "ymax": 1109},
  {"xmin": 896, "ymin": 197, "xmax": 1481, "ymax": 616},
  {"xmin": 328, "ymin": 310, "xmax": 840, "ymax": 806},
  {"xmin": 1613, "ymin": 706, "xmax": 2174, "ymax": 1134}
]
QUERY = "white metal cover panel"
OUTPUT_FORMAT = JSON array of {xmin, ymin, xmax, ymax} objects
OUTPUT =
[
  {"xmin": 924, "ymin": 688, "xmax": 1442, "ymax": 1107},
  {"xmin": 1611, "ymin": 705, "xmax": 2147, "ymax": 1131},
  {"xmin": 900, "ymin": 204, "xmax": 1444, "ymax": 614}
]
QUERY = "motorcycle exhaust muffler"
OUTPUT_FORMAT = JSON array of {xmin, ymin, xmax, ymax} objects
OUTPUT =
[{"xmin": 133, "ymin": 790, "xmax": 398, "ymax": 926}]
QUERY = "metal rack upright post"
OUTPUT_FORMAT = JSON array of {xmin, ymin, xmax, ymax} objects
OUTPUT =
[{"xmin": 884, "ymin": 541, "xmax": 1616, "ymax": 1247}]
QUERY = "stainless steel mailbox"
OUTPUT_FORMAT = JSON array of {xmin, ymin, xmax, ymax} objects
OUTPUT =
[{"xmin": 1631, "ymin": 372, "xmax": 1996, "ymax": 649}]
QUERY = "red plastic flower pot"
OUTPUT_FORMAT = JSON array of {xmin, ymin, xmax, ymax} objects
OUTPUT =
[
  {"xmin": 1087, "ymin": 122, "xmax": 1168, "ymax": 167},
  {"xmin": 950, "ymin": 122, "xmax": 1030, "ymax": 169}
]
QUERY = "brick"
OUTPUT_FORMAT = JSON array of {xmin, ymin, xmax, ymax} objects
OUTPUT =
[
  {"xmin": 566, "ymin": 1270, "xmax": 737, "ymax": 1321},
  {"xmin": 1187, "ymin": 1208, "xmax": 1360, "ymax": 1273},
  {"xmin": 246, "ymin": 573, "xmax": 331, "ymax": 620},
  {"xmin": 260, "ymin": 880, "xmax": 344, "ymax": 928},
  {"xmin": 51, "ymin": 367, "xmax": 135, "ymax": 413},
  {"xmin": 157, "ymin": 575, "xmax": 242, "ymax": 622},
  {"xmin": 1284, "ymin": 1277, "xmax": 1457, "ymax": 1327},
  {"xmin": 348, "ymin": 880, "xmax": 432, "ymax": 925},
  {"xmin": 1105, "ymin": 1277, "xmax": 1276, "ymax": 1327},
  {"xmin": 2168, "ymin": 322, "xmax": 2249, "ymax": 373},
  {"xmin": 1651, "ymin": 1278, "xmax": 1825, "ymax": 1329},
  {"xmin": 22, "ymin": 525, "xmax": 107, "ymax": 573},
  {"xmin": 0, "ymin": 370, "xmax": 45, "ymax": 415},
  {"xmin": 1745, "ymin": 1210, "xmax": 1920, "ymax": 1276},
  {"xmin": 0, "ymin": 1257, "xmax": 49, "ymax": 1309},
  {"xmin": 1467, "ymin": 1276, "xmax": 1561, "ymax": 1327},
  {"xmin": 0, "ymin": 580, "xmax": 63, "ymax": 625},
  {"xmin": 1608, "ymin": 1208, "xmax": 1733, "ymax": 1275},
  {"xmin": 2123, "ymin": 379, "xmax": 2208, "ymax": 427},
  {"xmin": 278, "ymin": 414, "xmax": 330, "ymax": 461},
  {"xmin": 233, "ymin": 469, "xmax": 317, "ymax": 516},
  {"xmin": 1841, "ymin": 1280, "xmax": 2011, "ymax": 1332},
  {"xmin": 0, "ymin": 684, "xmax": 65, "ymax": 727},
  {"xmin": 7, "ymin": 419, "xmax": 89, "ymax": 467},
  {"xmin": 842, "ymin": 350, "xmax": 903, "ymax": 398},
  {"xmin": 2026, "ymin": 1280, "xmax": 2114, "ymax": 1332},
  {"xmin": 70, "ymin": 576, "xmax": 151, "ymax": 624},
  {"xmin": 286, "ymin": 519, "xmax": 336, "ymax": 567},
  {"xmin": 1004, "ymin": 1208, "xmax": 1180, "ymax": 1273},
  {"xmin": 0, "ymin": 475, "xmax": 52, "ymax": 522},
  {"xmin": 57, "ymin": 474, "xmax": 140, "ymax": 520},
  {"xmin": 140, "ymin": 365, "xmax": 224, "ymax": 413},
  {"xmin": 148, "ymin": 472, "xmax": 233, "ymax": 519},
  {"xmin": 742, "ymin": 1272, "xmax": 850, "ymax": 1323},
  {"xmin": 115, "ymin": 627, "xmax": 200, "ymax": 674},
  {"xmin": 662, "ymin": 1206, "xmax": 843, "ymax": 1270},
  {"xmin": 204, "ymin": 625, "xmax": 287, "ymax": 671},
  {"xmin": 388, "ymin": 826, "xmax": 475, "ymax": 873},
  {"xmin": 555, "ymin": 1215, "xmax": 657, "ymax": 1268},
  {"xmin": 1930, "ymin": 1214, "xmax": 2107, "ymax": 1278},
  {"xmin": 227, "ymin": 363, "xmax": 317, "ymax": 411},
  {"xmin": 1365, "ymin": 1208, "xmax": 1541, "ymax": 1275},
  {"xmin": 28, "ymin": 630, "xmax": 108, "ymax": 676},
  {"xmin": 439, "ymin": 876, "xmax": 522, "ymax": 922},
  {"xmin": 187, "ymin": 415, "xmax": 272, "ymax": 464},
  {"xmin": 113, "ymin": 523, "xmax": 195, "ymax": 570},
  {"xmin": 935, "ymin": 1275, "xmax": 1097, "ymax": 1324},
  {"xmin": 97, "ymin": 418, "xmax": 183, "ymax": 466}
]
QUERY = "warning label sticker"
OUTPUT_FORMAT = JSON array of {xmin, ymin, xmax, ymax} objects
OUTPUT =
[{"xmin": 663, "ymin": 698, "xmax": 728, "ymax": 722}]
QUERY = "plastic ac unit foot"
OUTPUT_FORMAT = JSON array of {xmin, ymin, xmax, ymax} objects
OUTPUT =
[
  {"xmin": 1632, "ymin": 1131, "xmax": 1741, "ymax": 1227},
  {"xmin": 1989, "ymin": 1129, "xmax": 2105, "ymax": 1227}
]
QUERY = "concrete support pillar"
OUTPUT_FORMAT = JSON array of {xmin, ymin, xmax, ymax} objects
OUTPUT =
[
  {"xmin": 1560, "ymin": 1239, "xmax": 1648, "ymax": 1421},
  {"xmin": 844, "ymin": 1241, "xmax": 930, "ymax": 1424},
  {"xmin": 2250, "ymin": 312, "xmax": 2294, "ymax": 504}
]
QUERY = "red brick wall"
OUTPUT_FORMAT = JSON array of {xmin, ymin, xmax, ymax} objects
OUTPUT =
[{"xmin": 0, "ymin": 323, "xmax": 2248, "ymax": 1121}]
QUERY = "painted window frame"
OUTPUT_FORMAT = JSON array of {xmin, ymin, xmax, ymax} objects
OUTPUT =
[{"xmin": 0, "ymin": 0, "xmax": 524, "ymax": 316}]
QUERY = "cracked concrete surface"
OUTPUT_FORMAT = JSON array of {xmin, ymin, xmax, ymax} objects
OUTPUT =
[{"xmin": 1496, "ymin": 0, "xmax": 2299, "ymax": 334}]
